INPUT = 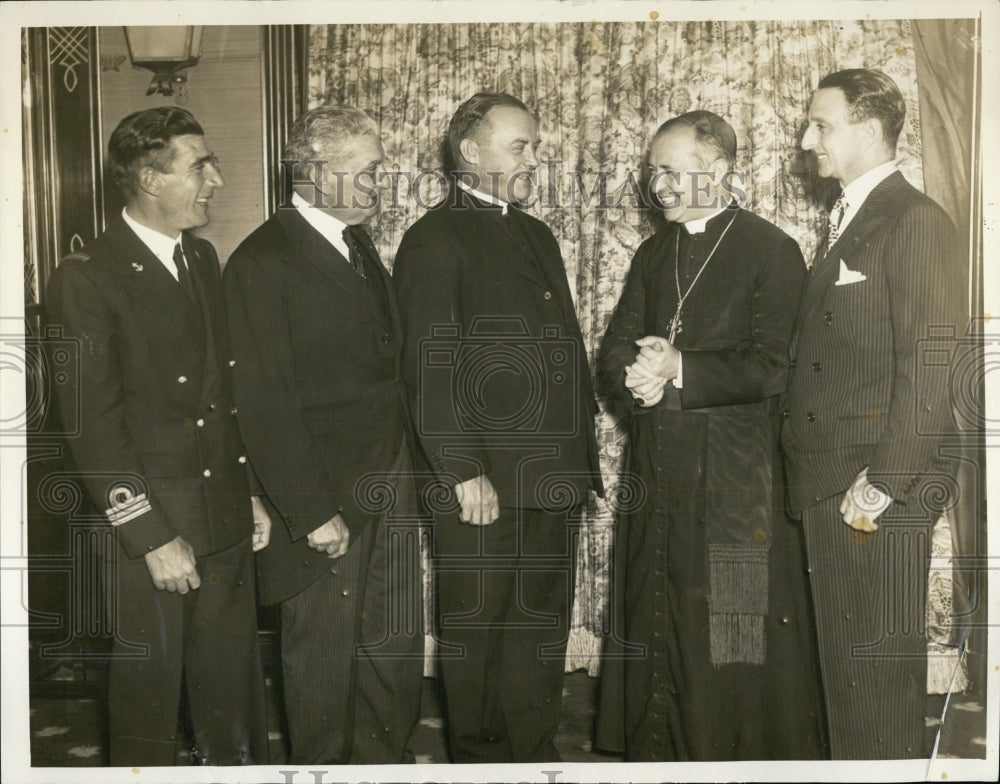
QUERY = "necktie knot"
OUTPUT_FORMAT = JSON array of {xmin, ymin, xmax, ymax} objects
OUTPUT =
[{"xmin": 826, "ymin": 194, "xmax": 848, "ymax": 251}]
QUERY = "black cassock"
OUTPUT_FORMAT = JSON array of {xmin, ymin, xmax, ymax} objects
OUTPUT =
[{"xmin": 596, "ymin": 208, "xmax": 828, "ymax": 760}]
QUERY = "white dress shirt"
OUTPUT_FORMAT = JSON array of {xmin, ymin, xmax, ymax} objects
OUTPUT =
[
  {"xmin": 291, "ymin": 191, "xmax": 352, "ymax": 261},
  {"xmin": 839, "ymin": 161, "xmax": 897, "ymax": 234},
  {"xmin": 121, "ymin": 207, "xmax": 183, "ymax": 280}
]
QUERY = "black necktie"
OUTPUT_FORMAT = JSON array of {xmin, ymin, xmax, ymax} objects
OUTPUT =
[
  {"xmin": 342, "ymin": 227, "xmax": 368, "ymax": 279},
  {"xmin": 173, "ymin": 243, "xmax": 195, "ymax": 302}
]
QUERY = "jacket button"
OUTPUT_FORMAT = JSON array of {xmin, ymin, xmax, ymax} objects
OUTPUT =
[
  {"xmin": 825, "ymin": 311, "xmax": 834, "ymax": 323},
  {"xmin": 812, "ymin": 361, "xmax": 822, "ymax": 372},
  {"xmin": 781, "ymin": 408, "xmax": 791, "ymax": 418},
  {"xmin": 544, "ymin": 291, "xmax": 552, "ymax": 300},
  {"xmin": 230, "ymin": 407, "xmax": 238, "ymax": 415},
  {"xmin": 382, "ymin": 333, "xmax": 391, "ymax": 343},
  {"xmin": 806, "ymin": 412, "xmax": 816, "ymax": 422},
  {"xmin": 196, "ymin": 418, "xmax": 205, "ymax": 427},
  {"xmin": 203, "ymin": 468, "xmax": 212, "ymax": 478},
  {"xmin": 177, "ymin": 375, "xmax": 188, "ymax": 384},
  {"xmin": 229, "ymin": 360, "xmax": 236, "ymax": 367},
  {"xmin": 238, "ymin": 455, "xmax": 247, "ymax": 464},
  {"xmin": 789, "ymin": 360, "xmax": 797, "ymax": 370}
]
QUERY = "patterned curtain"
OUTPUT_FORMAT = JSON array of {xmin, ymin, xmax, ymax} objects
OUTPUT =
[{"xmin": 307, "ymin": 20, "xmax": 925, "ymax": 674}]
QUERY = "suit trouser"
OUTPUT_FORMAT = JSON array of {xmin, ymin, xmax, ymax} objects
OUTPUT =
[
  {"xmin": 107, "ymin": 536, "xmax": 268, "ymax": 766},
  {"xmin": 433, "ymin": 506, "xmax": 578, "ymax": 763},
  {"xmin": 802, "ymin": 495, "xmax": 931, "ymax": 759},
  {"xmin": 279, "ymin": 466, "xmax": 424, "ymax": 764}
]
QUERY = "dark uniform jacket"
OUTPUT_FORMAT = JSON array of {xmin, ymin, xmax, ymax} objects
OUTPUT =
[
  {"xmin": 223, "ymin": 208, "xmax": 410, "ymax": 605},
  {"xmin": 46, "ymin": 215, "xmax": 254, "ymax": 559},
  {"xmin": 393, "ymin": 188, "xmax": 603, "ymax": 509}
]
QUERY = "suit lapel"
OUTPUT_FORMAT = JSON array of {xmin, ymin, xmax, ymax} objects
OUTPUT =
[
  {"xmin": 276, "ymin": 208, "xmax": 389, "ymax": 330},
  {"xmin": 107, "ymin": 217, "xmax": 204, "ymax": 352},
  {"xmin": 795, "ymin": 172, "xmax": 907, "ymax": 341}
]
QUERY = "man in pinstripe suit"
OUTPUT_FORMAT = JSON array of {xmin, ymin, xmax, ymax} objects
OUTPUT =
[{"xmin": 782, "ymin": 69, "xmax": 966, "ymax": 759}]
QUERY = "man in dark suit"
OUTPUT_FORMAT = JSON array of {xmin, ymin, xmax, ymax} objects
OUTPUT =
[
  {"xmin": 783, "ymin": 69, "xmax": 966, "ymax": 759},
  {"xmin": 595, "ymin": 111, "xmax": 826, "ymax": 760},
  {"xmin": 223, "ymin": 105, "xmax": 423, "ymax": 765},
  {"xmin": 45, "ymin": 107, "xmax": 269, "ymax": 766},
  {"xmin": 393, "ymin": 92, "xmax": 603, "ymax": 763}
]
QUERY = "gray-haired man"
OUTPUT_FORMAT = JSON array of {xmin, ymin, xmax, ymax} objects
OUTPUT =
[{"xmin": 224, "ymin": 105, "xmax": 423, "ymax": 764}]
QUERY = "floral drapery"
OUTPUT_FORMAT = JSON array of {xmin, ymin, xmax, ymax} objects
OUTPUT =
[{"xmin": 307, "ymin": 20, "xmax": 925, "ymax": 674}]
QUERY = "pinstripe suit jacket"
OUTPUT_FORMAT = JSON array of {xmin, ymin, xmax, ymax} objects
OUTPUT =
[{"xmin": 782, "ymin": 171, "xmax": 965, "ymax": 515}]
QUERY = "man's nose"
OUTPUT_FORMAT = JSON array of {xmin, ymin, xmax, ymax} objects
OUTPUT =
[
  {"xmin": 801, "ymin": 125, "xmax": 817, "ymax": 151},
  {"xmin": 206, "ymin": 163, "xmax": 224, "ymax": 187},
  {"xmin": 524, "ymin": 146, "xmax": 539, "ymax": 168}
]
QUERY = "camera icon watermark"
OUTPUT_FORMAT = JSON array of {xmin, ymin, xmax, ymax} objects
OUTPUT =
[
  {"xmin": 417, "ymin": 316, "xmax": 579, "ymax": 438},
  {"xmin": 0, "ymin": 324, "xmax": 80, "ymax": 437},
  {"xmin": 916, "ymin": 324, "xmax": 997, "ymax": 435}
]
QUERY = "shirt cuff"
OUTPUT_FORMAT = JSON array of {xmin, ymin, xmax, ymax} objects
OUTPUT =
[{"xmin": 672, "ymin": 351, "xmax": 683, "ymax": 388}]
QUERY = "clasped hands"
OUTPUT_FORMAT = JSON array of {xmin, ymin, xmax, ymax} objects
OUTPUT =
[{"xmin": 624, "ymin": 335, "xmax": 680, "ymax": 407}]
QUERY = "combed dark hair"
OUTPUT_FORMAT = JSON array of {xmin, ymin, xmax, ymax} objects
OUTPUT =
[
  {"xmin": 818, "ymin": 69, "xmax": 906, "ymax": 152},
  {"xmin": 654, "ymin": 110, "xmax": 737, "ymax": 167},
  {"xmin": 447, "ymin": 92, "xmax": 534, "ymax": 170},
  {"xmin": 108, "ymin": 107, "xmax": 204, "ymax": 194},
  {"xmin": 283, "ymin": 104, "xmax": 378, "ymax": 180}
]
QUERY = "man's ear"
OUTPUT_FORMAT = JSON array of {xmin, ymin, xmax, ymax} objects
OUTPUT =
[
  {"xmin": 137, "ymin": 166, "xmax": 163, "ymax": 197},
  {"xmin": 861, "ymin": 116, "xmax": 883, "ymax": 151},
  {"xmin": 458, "ymin": 137, "xmax": 479, "ymax": 166}
]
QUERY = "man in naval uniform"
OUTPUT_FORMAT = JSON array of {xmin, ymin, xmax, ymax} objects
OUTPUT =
[{"xmin": 46, "ymin": 107, "xmax": 269, "ymax": 766}]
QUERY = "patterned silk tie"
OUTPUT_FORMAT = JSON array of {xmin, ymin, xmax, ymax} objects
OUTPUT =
[{"xmin": 826, "ymin": 194, "xmax": 848, "ymax": 251}]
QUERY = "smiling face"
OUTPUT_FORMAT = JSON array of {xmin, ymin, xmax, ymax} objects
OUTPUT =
[
  {"xmin": 151, "ymin": 134, "xmax": 224, "ymax": 236},
  {"xmin": 462, "ymin": 106, "xmax": 540, "ymax": 205},
  {"xmin": 801, "ymin": 87, "xmax": 873, "ymax": 187},
  {"xmin": 647, "ymin": 125, "xmax": 725, "ymax": 224},
  {"xmin": 314, "ymin": 132, "xmax": 386, "ymax": 225}
]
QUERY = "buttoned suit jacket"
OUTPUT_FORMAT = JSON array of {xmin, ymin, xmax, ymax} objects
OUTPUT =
[
  {"xmin": 223, "ymin": 207, "xmax": 409, "ymax": 605},
  {"xmin": 392, "ymin": 188, "xmax": 603, "ymax": 510},
  {"xmin": 782, "ymin": 171, "xmax": 965, "ymax": 515},
  {"xmin": 46, "ymin": 214, "xmax": 254, "ymax": 559}
]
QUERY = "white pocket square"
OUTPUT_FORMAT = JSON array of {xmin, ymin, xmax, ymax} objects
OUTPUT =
[{"xmin": 835, "ymin": 259, "xmax": 867, "ymax": 286}]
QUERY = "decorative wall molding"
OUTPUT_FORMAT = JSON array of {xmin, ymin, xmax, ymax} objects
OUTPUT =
[{"xmin": 260, "ymin": 25, "xmax": 308, "ymax": 218}]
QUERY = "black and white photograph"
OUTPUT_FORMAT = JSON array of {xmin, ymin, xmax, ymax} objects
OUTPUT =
[{"xmin": 1, "ymin": 1, "xmax": 997, "ymax": 782}]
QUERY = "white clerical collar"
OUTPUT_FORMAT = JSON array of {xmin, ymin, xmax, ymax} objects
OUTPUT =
[
  {"xmin": 682, "ymin": 205, "xmax": 731, "ymax": 235},
  {"xmin": 291, "ymin": 191, "xmax": 351, "ymax": 258},
  {"xmin": 456, "ymin": 179, "xmax": 509, "ymax": 215},
  {"xmin": 121, "ymin": 207, "xmax": 183, "ymax": 280},
  {"xmin": 842, "ymin": 161, "xmax": 897, "ymax": 215}
]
